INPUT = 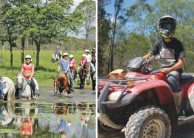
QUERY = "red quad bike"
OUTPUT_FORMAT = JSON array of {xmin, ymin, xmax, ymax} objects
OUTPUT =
[{"xmin": 98, "ymin": 57, "xmax": 194, "ymax": 138}]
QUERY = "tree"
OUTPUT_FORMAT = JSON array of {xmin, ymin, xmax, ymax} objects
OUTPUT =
[
  {"xmin": 98, "ymin": 0, "xmax": 110, "ymax": 76},
  {"xmin": 75, "ymin": 0, "xmax": 96, "ymax": 49},
  {"xmin": 0, "ymin": 0, "xmax": 85, "ymax": 67}
]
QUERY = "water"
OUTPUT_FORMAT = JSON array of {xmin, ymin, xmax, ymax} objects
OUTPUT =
[{"xmin": 0, "ymin": 101, "xmax": 96, "ymax": 138}]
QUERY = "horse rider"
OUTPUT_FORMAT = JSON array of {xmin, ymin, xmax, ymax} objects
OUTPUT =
[
  {"xmin": 69, "ymin": 54, "xmax": 77, "ymax": 81},
  {"xmin": 69, "ymin": 54, "xmax": 77, "ymax": 71},
  {"xmin": 91, "ymin": 53, "xmax": 96, "ymax": 91},
  {"xmin": 78, "ymin": 54, "xmax": 87, "ymax": 73},
  {"xmin": 92, "ymin": 48, "xmax": 96, "ymax": 56},
  {"xmin": 55, "ymin": 46, "xmax": 61, "ymax": 59},
  {"xmin": 20, "ymin": 55, "xmax": 36, "ymax": 99},
  {"xmin": 0, "ymin": 77, "xmax": 4, "ymax": 100},
  {"xmin": 57, "ymin": 52, "xmax": 74, "ymax": 91},
  {"xmin": 85, "ymin": 49, "xmax": 92, "ymax": 73}
]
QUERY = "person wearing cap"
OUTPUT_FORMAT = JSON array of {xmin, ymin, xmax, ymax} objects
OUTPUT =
[
  {"xmin": 92, "ymin": 48, "xmax": 95, "ymax": 56},
  {"xmin": 85, "ymin": 49, "xmax": 92, "ymax": 73},
  {"xmin": 69, "ymin": 54, "xmax": 77, "ymax": 84},
  {"xmin": 57, "ymin": 52, "xmax": 73, "ymax": 90},
  {"xmin": 20, "ymin": 55, "xmax": 36, "ymax": 99},
  {"xmin": 143, "ymin": 15, "xmax": 185, "ymax": 112},
  {"xmin": 91, "ymin": 53, "xmax": 96, "ymax": 91},
  {"xmin": 69, "ymin": 54, "xmax": 76, "ymax": 70},
  {"xmin": 78, "ymin": 54, "xmax": 87, "ymax": 73}
]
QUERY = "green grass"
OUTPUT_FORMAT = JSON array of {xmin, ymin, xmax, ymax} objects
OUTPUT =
[{"xmin": 0, "ymin": 50, "xmax": 92, "ymax": 89}]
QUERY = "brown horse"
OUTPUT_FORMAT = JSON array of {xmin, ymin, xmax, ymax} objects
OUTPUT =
[
  {"xmin": 70, "ymin": 66, "xmax": 77, "ymax": 81},
  {"xmin": 78, "ymin": 64, "xmax": 87, "ymax": 89},
  {"xmin": 54, "ymin": 73, "xmax": 70, "ymax": 94}
]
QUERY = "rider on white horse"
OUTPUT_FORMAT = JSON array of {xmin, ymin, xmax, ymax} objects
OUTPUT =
[{"xmin": 18, "ymin": 55, "xmax": 36, "ymax": 99}]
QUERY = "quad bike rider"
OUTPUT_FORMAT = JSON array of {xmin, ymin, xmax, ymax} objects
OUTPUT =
[{"xmin": 98, "ymin": 15, "xmax": 194, "ymax": 138}]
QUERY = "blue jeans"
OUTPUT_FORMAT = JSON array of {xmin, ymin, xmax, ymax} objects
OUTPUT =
[{"xmin": 166, "ymin": 70, "xmax": 182, "ymax": 93}]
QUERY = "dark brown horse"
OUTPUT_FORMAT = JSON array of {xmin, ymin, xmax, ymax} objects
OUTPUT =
[
  {"xmin": 54, "ymin": 73, "xmax": 70, "ymax": 94},
  {"xmin": 70, "ymin": 66, "xmax": 77, "ymax": 81},
  {"xmin": 78, "ymin": 64, "xmax": 87, "ymax": 89}
]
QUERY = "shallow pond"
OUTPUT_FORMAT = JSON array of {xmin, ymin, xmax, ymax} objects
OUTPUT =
[{"xmin": 0, "ymin": 101, "xmax": 96, "ymax": 138}]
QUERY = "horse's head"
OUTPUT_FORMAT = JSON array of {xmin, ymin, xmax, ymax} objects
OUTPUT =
[{"xmin": 16, "ymin": 73, "xmax": 24, "ymax": 89}]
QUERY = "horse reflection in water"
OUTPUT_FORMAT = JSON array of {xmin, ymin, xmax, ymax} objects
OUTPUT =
[{"xmin": 0, "ymin": 102, "xmax": 95, "ymax": 138}]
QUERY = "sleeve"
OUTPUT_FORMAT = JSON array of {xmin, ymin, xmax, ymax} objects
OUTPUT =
[
  {"xmin": 151, "ymin": 41, "xmax": 160, "ymax": 55},
  {"xmin": 178, "ymin": 42, "xmax": 185, "ymax": 58}
]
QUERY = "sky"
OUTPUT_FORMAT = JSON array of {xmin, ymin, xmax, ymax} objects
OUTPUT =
[{"xmin": 104, "ymin": 0, "xmax": 156, "ymax": 33}]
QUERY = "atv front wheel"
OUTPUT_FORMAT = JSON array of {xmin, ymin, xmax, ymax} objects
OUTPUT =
[{"xmin": 124, "ymin": 106, "xmax": 171, "ymax": 138}]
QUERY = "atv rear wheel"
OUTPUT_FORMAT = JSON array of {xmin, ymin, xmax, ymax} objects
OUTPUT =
[{"xmin": 124, "ymin": 106, "xmax": 171, "ymax": 138}]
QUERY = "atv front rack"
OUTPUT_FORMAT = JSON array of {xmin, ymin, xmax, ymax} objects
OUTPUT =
[{"xmin": 98, "ymin": 77, "xmax": 148, "ymax": 114}]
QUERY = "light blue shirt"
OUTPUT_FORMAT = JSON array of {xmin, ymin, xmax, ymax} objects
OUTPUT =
[{"xmin": 59, "ymin": 59, "xmax": 70, "ymax": 71}]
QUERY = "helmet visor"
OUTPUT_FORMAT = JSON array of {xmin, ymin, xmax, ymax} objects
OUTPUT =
[{"xmin": 160, "ymin": 23, "xmax": 175, "ymax": 31}]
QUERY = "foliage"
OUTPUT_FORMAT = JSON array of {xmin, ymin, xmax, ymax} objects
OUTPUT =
[
  {"xmin": 75, "ymin": 0, "xmax": 96, "ymax": 49},
  {"xmin": 0, "ymin": 0, "xmax": 85, "ymax": 67},
  {"xmin": 99, "ymin": 0, "xmax": 194, "ymax": 76}
]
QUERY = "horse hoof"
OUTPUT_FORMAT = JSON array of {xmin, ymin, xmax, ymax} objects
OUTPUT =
[{"xmin": 33, "ymin": 96, "xmax": 37, "ymax": 100}]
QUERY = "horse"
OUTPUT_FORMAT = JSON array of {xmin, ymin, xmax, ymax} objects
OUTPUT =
[
  {"xmin": 91, "ymin": 63, "xmax": 96, "ymax": 91},
  {"xmin": 54, "ymin": 73, "xmax": 71, "ymax": 95},
  {"xmin": 78, "ymin": 64, "xmax": 87, "ymax": 89},
  {"xmin": 70, "ymin": 66, "xmax": 77, "ymax": 81},
  {"xmin": 51, "ymin": 51, "xmax": 62, "ymax": 63},
  {"xmin": 0, "ymin": 77, "xmax": 15, "ymax": 101},
  {"xmin": 16, "ymin": 73, "xmax": 39, "ymax": 100},
  {"xmin": 0, "ymin": 102, "xmax": 15, "ymax": 126}
]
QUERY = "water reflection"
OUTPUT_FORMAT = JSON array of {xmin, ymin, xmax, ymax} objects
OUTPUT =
[{"xmin": 0, "ymin": 101, "xmax": 96, "ymax": 138}]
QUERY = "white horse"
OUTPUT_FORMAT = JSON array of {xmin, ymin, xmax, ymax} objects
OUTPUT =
[
  {"xmin": 0, "ymin": 103, "xmax": 14, "ymax": 126},
  {"xmin": 51, "ymin": 51, "xmax": 62, "ymax": 63},
  {"xmin": 16, "ymin": 73, "xmax": 39, "ymax": 100},
  {"xmin": 0, "ymin": 77, "xmax": 15, "ymax": 101}
]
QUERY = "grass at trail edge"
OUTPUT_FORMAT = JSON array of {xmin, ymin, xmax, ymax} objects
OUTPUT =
[{"xmin": 0, "ymin": 50, "xmax": 92, "ymax": 89}]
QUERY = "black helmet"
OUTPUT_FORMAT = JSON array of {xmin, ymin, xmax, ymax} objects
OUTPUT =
[{"xmin": 158, "ymin": 15, "xmax": 176, "ymax": 38}]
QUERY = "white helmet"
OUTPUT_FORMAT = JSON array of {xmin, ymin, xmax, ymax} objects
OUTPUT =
[
  {"xmin": 85, "ymin": 49, "xmax": 90, "ymax": 53},
  {"xmin": 82, "ymin": 54, "xmax": 86, "ymax": 57},
  {"xmin": 63, "ymin": 52, "xmax": 68, "ymax": 56},
  {"xmin": 69, "ymin": 54, "xmax": 74, "ymax": 58},
  {"xmin": 25, "ymin": 55, "xmax": 32, "ymax": 61}
]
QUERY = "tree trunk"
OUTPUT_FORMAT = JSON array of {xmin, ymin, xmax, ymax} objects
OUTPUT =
[
  {"xmin": 9, "ymin": 36, "xmax": 13, "ymax": 68},
  {"xmin": 21, "ymin": 37, "xmax": 25, "ymax": 64},
  {"xmin": 35, "ymin": 40, "xmax": 40, "ymax": 67},
  {"xmin": 10, "ymin": 43, "xmax": 13, "ymax": 68}
]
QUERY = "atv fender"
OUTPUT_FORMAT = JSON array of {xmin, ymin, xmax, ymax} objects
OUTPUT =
[
  {"xmin": 131, "ymin": 79, "xmax": 174, "ymax": 105},
  {"xmin": 106, "ymin": 80, "xmax": 174, "ymax": 109}
]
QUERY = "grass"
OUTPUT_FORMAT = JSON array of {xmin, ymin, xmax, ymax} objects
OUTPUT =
[{"xmin": 0, "ymin": 50, "xmax": 92, "ymax": 89}]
